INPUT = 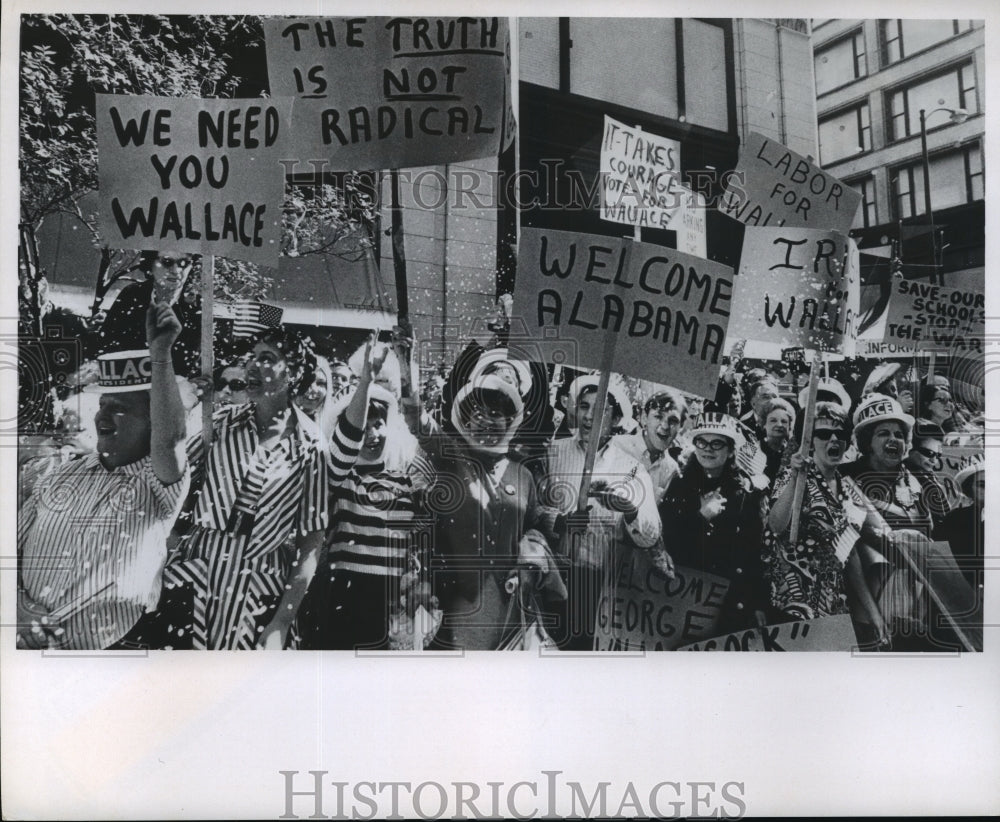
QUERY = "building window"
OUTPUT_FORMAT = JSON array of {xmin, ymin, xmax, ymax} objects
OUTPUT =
[
  {"xmin": 892, "ymin": 143, "xmax": 983, "ymax": 220},
  {"xmin": 848, "ymin": 177, "xmax": 877, "ymax": 229},
  {"xmin": 814, "ymin": 30, "xmax": 866, "ymax": 95},
  {"xmin": 818, "ymin": 103, "xmax": 872, "ymax": 165},
  {"xmin": 886, "ymin": 63, "xmax": 978, "ymax": 141},
  {"xmin": 880, "ymin": 19, "xmax": 975, "ymax": 64}
]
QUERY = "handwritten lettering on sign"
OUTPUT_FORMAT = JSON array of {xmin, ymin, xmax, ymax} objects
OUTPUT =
[
  {"xmin": 514, "ymin": 228, "xmax": 734, "ymax": 398},
  {"xmin": 264, "ymin": 17, "xmax": 514, "ymax": 171},
  {"xmin": 728, "ymin": 227, "xmax": 854, "ymax": 353},
  {"xmin": 96, "ymin": 95, "xmax": 292, "ymax": 266},
  {"xmin": 593, "ymin": 546, "xmax": 730, "ymax": 651},
  {"xmin": 719, "ymin": 132, "xmax": 860, "ymax": 236},
  {"xmin": 882, "ymin": 278, "xmax": 985, "ymax": 355},
  {"xmin": 678, "ymin": 615, "xmax": 858, "ymax": 651}
]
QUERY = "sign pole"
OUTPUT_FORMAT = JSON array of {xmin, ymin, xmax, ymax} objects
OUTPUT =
[
  {"xmin": 789, "ymin": 355, "xmax": 821, "ymax": 545},
  {"xmin": 200, "ymin": 254, "xmax": 215, "ymax": 450}
]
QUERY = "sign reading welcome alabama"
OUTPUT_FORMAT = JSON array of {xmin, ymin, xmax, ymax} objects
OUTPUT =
[
  {"xmin": 96, "ymin": 94, "xmax": 292, "ymax": 266},
  {"xmin": 264, "ymin": 17, "xmax": 515, "ymax": 171}
]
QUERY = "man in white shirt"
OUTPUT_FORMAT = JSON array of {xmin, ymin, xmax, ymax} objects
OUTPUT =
[{"xmin": 613, "ymin": 388, "xmax": 686, "ymax": 506}]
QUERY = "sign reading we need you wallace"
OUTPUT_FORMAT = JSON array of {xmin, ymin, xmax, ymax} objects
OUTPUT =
[
  {"xmin": 96, "ymin": 95, "xmax": 292, "ymax": 266},
  {"xmin": 264, "ymin": 17, "xmax": 516, "ymax": 171}
]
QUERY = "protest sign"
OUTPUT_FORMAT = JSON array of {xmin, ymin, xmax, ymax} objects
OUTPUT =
[
  {"xmin": 940, "ymin": 445, "xmax": 984, "ymax": 482},
  {"xmin": 677, "ymin": 614, "xmax": 858, "ymax": 651},
  {"xmin": 719, "ymin": 131, "xmax": 861, "ymax": 236},
  {"xmin": 264, "ymin": 17, "xmax": 515, "ymax": 171},
  {"xmin": 593, "ymin": 546, "xmax": 730, "ymax": 651},
  {"xmin": 881, "ymin": 276, "xmax": 985, "ymax": 355},
  {"xmin": 96, "ymin": 95, "xmax": 291, "ymax": 266},
  {"xmin": 727, "ymin": 227, "xmax": 854, "ymax": 353},
  {"xmin": 515, "ymin": 228, "xmax": 734, "ymax": 398},
  {"xmin": 599, "ymin": 115, "xmax": 683, "ymax": 231},
  {"xmin": 676, "ymin": 187, "xmax": 708, "ymax": 258}
]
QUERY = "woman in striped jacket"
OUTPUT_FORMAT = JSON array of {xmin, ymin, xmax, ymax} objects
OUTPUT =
[{"xmin": 296, "ymin": 344, "xmax": 433, "ymax": 650}]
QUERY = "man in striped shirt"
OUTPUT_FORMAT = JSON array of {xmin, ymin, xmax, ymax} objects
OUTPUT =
[{"xmin": 17, "ymin": 303, "xmax": 189, "ymax": 649}]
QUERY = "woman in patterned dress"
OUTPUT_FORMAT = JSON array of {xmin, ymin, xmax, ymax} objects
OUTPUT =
[
  {"xmin": 153, "ymin": 328, "xmax": 329, "ymax": 650},
  {"xmin": 763, "ymin": 402, "xmax": 889, "ymax": 646}
]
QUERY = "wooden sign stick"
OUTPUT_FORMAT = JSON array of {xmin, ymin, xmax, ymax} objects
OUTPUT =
[
  {"xmin": 789, "ymin": 356, "xmax": 821, "ymax": 545},
  {"xmin": 200, "ymin": 254, "xmax": 215, "ymax": 450}
]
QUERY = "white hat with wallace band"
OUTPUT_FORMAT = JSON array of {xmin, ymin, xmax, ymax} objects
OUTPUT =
[
  {"xmin": 954, "ymin": 452, "xmax": 985, "ymax": 489},
  {"xmin": 567, "ymin": 373, "xmax": 633, "ymax": 428},
  {"xmin": 688, "ymin": 412, "xmax": 745, "ymax": 450},
  {"xmin": 851, "ymin": 393, "xmax": 914, "ymax": 435},
  {"xmin": 83, "ymin": 350, "xmax": 153, "ymax": 393}
]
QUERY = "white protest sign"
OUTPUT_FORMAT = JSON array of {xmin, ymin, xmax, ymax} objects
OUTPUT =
[
  {"xmin": 676, "ymin": 187, "xmax": 708, "ymax": 258},
  {"xmin": 677, "ymin": 614, "xmax": 858, "ymax": 651},
  {"xmin": 96, "ymin": 94, "xmax": 293, "ymax": 266},
  {"xmin": 264, "ymin": 17, "xmax": 515, "ymax": 171},
  {"xmin": 600, "ymin": 115, "xmax": 683, "ymax": 231},
  {"xmin": 515, "ymin": 228, "xmax": 734, "ymax": 398}
]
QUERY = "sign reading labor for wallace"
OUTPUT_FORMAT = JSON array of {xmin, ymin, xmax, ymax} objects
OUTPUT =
[
  {"xmin": 600, "ymin": 115, "xmax": 684, "ymax": 230},
  {"xmin": 719, "ymin": 131, "xmax": 861, "ymax": 236},
  {"xmin": 677, "ymin": 614, "xmax": 858, "ymax": 651},
  {"xmin": 263, "ymin": 17, "xmax": 515, "ymax": 171},
  {"xmin": 515, "ymin": 228, "xmax": 734, "ymax": 398},
  {"xmin": 727, "ymin": 227, "xmax": 855, "ymax": 353},
  {"xmin": 96, "ymin": 94, "xmax": 291, "ymax": 267},
  {"xmin": 882, "ymin": 275, "xmax": 985, "ymax": 355},
  {"xmin": 593, "ymin": 546, "xmax": 730, "ymax": 651}
]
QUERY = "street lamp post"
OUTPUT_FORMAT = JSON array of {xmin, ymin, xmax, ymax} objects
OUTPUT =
[{"xmin": 918, "ymin": 107, "xmax": 969, "ymax": 284}]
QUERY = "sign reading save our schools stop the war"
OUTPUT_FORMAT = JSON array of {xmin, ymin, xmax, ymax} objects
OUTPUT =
[
  {"xmin": 881, "ymin": 274, "xmax": 985, "ymax": 355},
  {"xmin": 96, "ymin": 95, "xmax": 292, "ymax": 266},
  {"xmin": 727, "ymin": 227, "xmax": 856, "ymax": 353},
  {"xmin": 677, "ymin": 614, "xmax": 858, "ymax": 651},
  {"xmin": 515, "ymin": 228, "xmax": 734, "ymax": 398},
  {"xmin": 719, "ymin": 132, "xmax": 861, "ymax": 236},
  {"xmin": 593, "ymin": 545, "xmax": 730, "ymax": 651},
  {"xmin": 263, "ymin": 17, "xmax": 515, "ymax": 171},
  {"xmin": 600, "ymin": 115, "xmax": 684, "ymax": 230}
]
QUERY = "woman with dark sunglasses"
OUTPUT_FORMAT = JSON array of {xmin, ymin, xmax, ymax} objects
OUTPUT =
[
  {"xmin": 96, "ymin": 251, "xmax": 202, "ymax": 378},
  {"xmin": 763, "ymin": 401, "xmax": 890, "ymax": 648},
  {"xmin": 213, "ymin": 362, "xmax": 248, "ymax": 408}
]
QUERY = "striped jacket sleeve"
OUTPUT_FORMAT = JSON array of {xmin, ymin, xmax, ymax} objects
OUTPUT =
[{"xmin": 328, "ymin": 413, "xmax": 365, "ymax": 485}]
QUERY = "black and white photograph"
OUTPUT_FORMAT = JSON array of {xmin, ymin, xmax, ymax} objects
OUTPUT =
[{"xmin": 2, "ymin": 1, "xmax": 997, "ymax": 818}]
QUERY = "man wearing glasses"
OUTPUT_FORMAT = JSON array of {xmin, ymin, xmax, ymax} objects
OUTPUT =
[{"xmin": 96, "ymin": 251, "xmax": 202, "ymax": 379}]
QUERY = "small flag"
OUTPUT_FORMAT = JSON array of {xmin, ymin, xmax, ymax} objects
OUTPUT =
[{"xmin": 227, "ymin": 301, "xmax": 284, "ymax": 338}]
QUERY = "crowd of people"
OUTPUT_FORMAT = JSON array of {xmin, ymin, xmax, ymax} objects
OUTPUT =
[{"xmin": 16, "ymin": 252, "xmax": 986, "ymax": 652}]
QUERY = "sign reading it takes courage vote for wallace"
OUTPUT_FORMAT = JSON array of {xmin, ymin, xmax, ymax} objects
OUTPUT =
[
  {"xmin": 264, "ymin": 17, "xmax": 516, "ymax": 172},
  {"xmin": 719, "ymin": 132, "xmax": 861, "ymax": 236},
  {"xmin": 96, "ymin": 94, "xmax": 292, "ymax": 267},
  {"xmin": 515, "ymin": 228, "xmax": 735, "ymax": 399}
]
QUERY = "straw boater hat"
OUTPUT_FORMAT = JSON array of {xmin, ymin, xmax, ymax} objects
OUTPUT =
[
  {"xmin": 798, "ymin": 377, "xmax": 852, "ymax": 412},
  {"xmin": 851, "ymin": 393, "xmax": 914, "ymax": 436},
  {"xmin": 862, "ymin": 362, "xmax": 901, "ymax": 397},
  {"xmin": 451, "ymin": 373, "xmax": 525, "ymax": 455},
  {"xmin": 471, "ymin": 348, "xmax": 532, "ymax": 398},
  {"xmin": 687, "ymin": 412, "xmax": 746, "ymax": 451},
  {"xmin": 566, "ymin": 374, "xmax": 634, "ymax": 429},
  {"xmin": 954, "ymin": 452, "xmax": 985, "ymax": 489},
  {"xmin": 83, "ymin": 350, "xmax": 153, "ymax": 393}
]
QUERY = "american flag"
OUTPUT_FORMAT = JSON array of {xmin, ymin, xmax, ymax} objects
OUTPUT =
[{"xmin": 228, "ymin": 301, "xmax": 284, "ymax": 338}]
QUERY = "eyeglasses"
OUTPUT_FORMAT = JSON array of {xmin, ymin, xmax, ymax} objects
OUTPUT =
[
  {"xmin": 157, "ymin": 256, "xmax": 193, "ymax": 268},
  {"xmin": 693, "ymin": 437, "xmax": 730, "ymax": 452},
  {"xmin": 813, "ymin": 429, "xmax": 848, "ymax": 442},
  {"xmin": 214, "ymin": 378, "xmax": 247, "ymax": 392},
  {"xmin": 912, "ymin": 446, "xmax": 943, "ymax": 464}
]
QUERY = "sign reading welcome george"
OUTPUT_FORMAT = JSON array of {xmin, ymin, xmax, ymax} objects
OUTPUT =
[
  {"xmin": 515, "ymin": 228, "xmax": 734, "ymax": 398},
  {"xmin": 264, "ymin": 17, "xmax": 515, "ymax": 171},
  {"xmin": 719, "ymin": 132, "xmax": 861, "ymax": 236},
  {"xmin": 593, "ymin": 546, "xmax": 730, "ymax": 652},
  {"xmin": 96, "ymin": 94, "xmax": 291, "ymax": 266}
]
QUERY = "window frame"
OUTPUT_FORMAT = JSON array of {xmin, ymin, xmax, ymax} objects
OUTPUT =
[
  {"xmin": 814, "ymin": 27, "xmax": 867, "ymax": 96},
  {"xmin": 885, "ymin": 61, "xmax": 977, "ymax": 142},
  {"xmin": 880, "ymin": 18, "xmax": 976, "ymax": 65},
  {"xmin": 890, "ymin": 141, "xmax": 984, "ymax": 221},
  {"xmin": 818, "ymin": 101, "xmax": 872, "ymax": 165}
]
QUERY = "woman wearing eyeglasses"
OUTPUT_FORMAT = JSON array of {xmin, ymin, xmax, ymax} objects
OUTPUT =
[
  {"xmin": 213, "ymin": 362, "xmax": 248, "ymax": 408},
  {"xmin": 97, "ymin": 251, "xmax": 202, "ymax": 379},
  {"xmin": 659, "ymin": 412, "xmax": 771, "ymax": 634},
  {"xmin": 763, "ymin": 401, "xmax": 889, "ymax": 647}
]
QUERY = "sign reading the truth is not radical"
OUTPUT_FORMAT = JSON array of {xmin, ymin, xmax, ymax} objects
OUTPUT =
[
  {"xmin": 96, "ymin": 94, "xmax": 292, "ymax": 267},
  {"xmin": 264, "ymin": 17, "xmax": 516, "ymax": 171},
  {"xmin": 719, "ymin": 131, "xmax": 861, "ymax": 236},
  {"xmin": 514, "ymin": 227, "xmax": 735, "ymax": 399}
]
